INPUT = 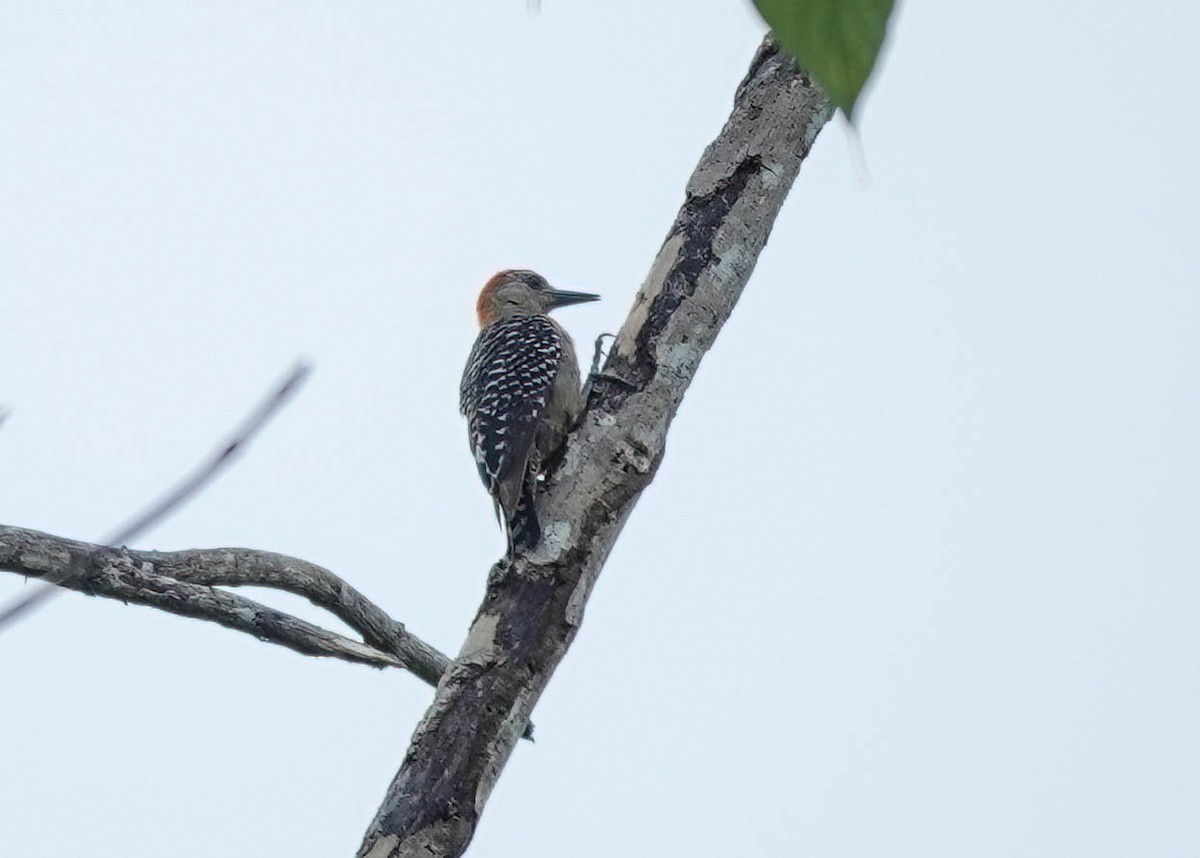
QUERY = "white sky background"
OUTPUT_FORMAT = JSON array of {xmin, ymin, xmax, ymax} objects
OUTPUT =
[{"xmin": 2, "ymin": 1, "xmax": 1199, "ymax": 855}]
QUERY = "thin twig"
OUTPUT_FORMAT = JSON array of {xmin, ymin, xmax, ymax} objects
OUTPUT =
[{"xmin": 0, "ymin": 361, "xmax": 311, "ymax": 631}]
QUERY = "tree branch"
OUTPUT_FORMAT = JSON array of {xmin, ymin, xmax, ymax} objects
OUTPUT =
[
  {"xmin": 357, "ymin": 38, "xmax": 834, "ymax": 858},
  {"xmin": 0, "ymin": 361, "xmax": 311, "ymax": 629},
  {"xmin": 141, "ymin": 543, "xmax": 450, "ymax": 685},
  {"xmin": 0, "ymin": 525, "xmax": 450, "ymax": 682}
]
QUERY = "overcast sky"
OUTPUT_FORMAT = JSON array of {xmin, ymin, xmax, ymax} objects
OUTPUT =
[{"xmin": 3, "ymin": 2, "xmax": 1199, "ymax": 856}]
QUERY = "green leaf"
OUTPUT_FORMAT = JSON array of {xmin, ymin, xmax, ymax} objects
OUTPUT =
[{"xmin": 752, "ymin": 0, "xmax": 895, "ymax": 118}]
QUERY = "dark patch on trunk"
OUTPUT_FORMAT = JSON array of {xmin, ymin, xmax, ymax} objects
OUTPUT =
[
  {"xmin": 372, "ymin": 567, "xmax": 580, "ymax": 847},
  {"xmin": 622, "ymin": 155, "xmax": 760, "ymax": 395}
]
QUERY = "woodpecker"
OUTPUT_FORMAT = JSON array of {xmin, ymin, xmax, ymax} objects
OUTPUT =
[{"xmin": 460, "ymin": 269, "xmax": 599, "ymax": 555}]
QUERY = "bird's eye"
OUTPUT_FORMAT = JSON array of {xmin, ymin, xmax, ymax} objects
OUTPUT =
[{"xmin": 505, "ymin": 299, "xmax": 520, "ymax": 305}]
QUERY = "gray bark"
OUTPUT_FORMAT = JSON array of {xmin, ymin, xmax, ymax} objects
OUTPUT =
[
  {"xmin": 357, "ymin": 38, "xmax": 833, "ymax": 858},
  {"xmin": 0, "ymin": 525, "xmax": 449, "ymax": 682}
]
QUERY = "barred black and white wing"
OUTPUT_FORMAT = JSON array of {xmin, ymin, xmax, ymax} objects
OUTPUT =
[{"xmin": 459, "ymin": 316, "xmax": 564, "ymax": 535}]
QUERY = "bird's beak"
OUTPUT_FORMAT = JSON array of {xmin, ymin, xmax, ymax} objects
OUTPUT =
[{"xmin": 546, "ymin": 288, "xmax": 601, "ymax": 310}]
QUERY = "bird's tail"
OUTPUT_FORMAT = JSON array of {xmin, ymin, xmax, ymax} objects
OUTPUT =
[{"xmin": 506, "ymin": 485, "xmax": 541, "ymax": 556}]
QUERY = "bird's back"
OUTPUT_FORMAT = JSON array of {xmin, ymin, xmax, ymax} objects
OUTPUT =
[{"xmin": 460, "ymin": 314, "xmax": 566, "ymax": 537}]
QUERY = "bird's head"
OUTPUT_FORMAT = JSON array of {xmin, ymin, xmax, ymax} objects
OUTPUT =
[{"xmin": 476, "ymin": 269, "xmax": 599, "ymax": 327}]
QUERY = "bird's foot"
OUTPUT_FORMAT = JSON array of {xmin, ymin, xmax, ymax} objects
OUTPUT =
[{"xmin": 589, "ymin": 333, "xmax": 615, "ymax": 377}]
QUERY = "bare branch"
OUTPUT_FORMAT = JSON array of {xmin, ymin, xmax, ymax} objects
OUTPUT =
[
  {"xmin": 104, "ymin": 361, "xmax": 312, "ymax": 548},
  {"xmin": 140, "ymin": 545, "xmax": 449, "ymax": 686},
  {"xmin": 0, "ymin": 526, "xmax": 401, "ymax": 668},
  {"xmin": 358, "ymin": 39, "xmax": 834, "ymax": 858},
  {"xmin": 0, "ymin": 361, "xmax": 311, "ymax": 631},
  {"xmin": 0, "ymin": 525, "xmax": 452, "ymax": 683},
  {"xmin": 0, "ymin": 356, "xmax": 456, "ymax": 685}
]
